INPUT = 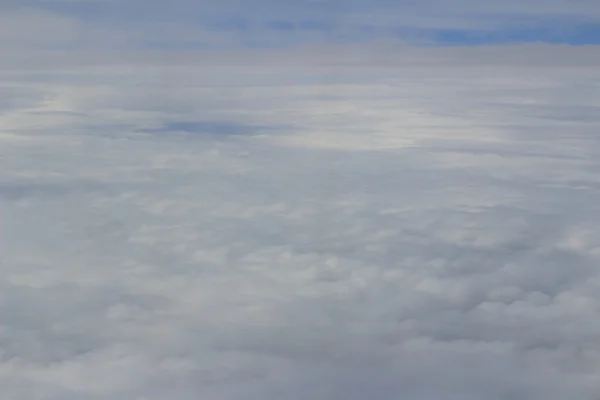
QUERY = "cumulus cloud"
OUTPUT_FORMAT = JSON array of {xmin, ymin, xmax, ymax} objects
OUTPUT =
[{"xmin": 2, "ymin": 42, "xmax": 600, "ymax": 400}]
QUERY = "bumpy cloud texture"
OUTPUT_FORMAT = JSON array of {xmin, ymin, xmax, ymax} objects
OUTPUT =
[{"xmin": 2, "ymin": 45, "xmax": 600, "ymax": 399}]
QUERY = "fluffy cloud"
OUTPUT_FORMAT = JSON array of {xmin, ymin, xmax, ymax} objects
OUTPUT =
[{"xmin": 1, "ymin": 44, "xmax": 600, "ymax": 399}]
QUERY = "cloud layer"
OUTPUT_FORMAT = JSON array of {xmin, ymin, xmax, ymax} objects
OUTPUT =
[{"xmin": 1, "ymin": 43, "xmax": 600, "ymax": 399}]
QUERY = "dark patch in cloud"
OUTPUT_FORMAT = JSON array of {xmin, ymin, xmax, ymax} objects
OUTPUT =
[{"xmin": 138, "ymin": 120, "xmax": 284, "ymax": 137}]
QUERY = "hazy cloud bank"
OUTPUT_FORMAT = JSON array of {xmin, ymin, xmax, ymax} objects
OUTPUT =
[{"xmin": 1, "ymin": 44, "xmax": 600, "ymax": 399}]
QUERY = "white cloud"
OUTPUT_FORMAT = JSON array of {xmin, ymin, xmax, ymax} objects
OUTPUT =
[{"xmin": 2, "ymin": 44, "xmax": 600, "ymax": 399}]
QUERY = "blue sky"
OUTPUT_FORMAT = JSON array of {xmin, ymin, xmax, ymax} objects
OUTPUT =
[{"xmin": 3, "ymin": 0, "xmax": 600, "ymax": 49}]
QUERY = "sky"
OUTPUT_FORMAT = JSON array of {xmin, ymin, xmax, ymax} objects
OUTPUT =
[
  {"xmin": 2, "ymin": 1, "xmax": 600, "ymax": 400},
  {"xmin": 2, "ymin": 0, "xmax": 600, "ymax": 51}
]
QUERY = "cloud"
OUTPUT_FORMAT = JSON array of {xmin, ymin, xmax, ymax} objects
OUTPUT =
[
  {"xmin": 0, "ymin": 8, "xmax": 82, "ymax": 49},
  {"xmin": 2, "ymin": 43, "xmax": 600, "ymax": 399}
]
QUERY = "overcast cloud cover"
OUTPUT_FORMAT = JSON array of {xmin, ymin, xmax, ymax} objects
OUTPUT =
[{"xmin": 2, "ymin": 1, "xmax": 600, "ymax": 399}]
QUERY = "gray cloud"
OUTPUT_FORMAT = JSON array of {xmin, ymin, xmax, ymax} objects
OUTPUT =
[{"xmin": 2, "ymin": 44, "xmax": 600, "ymax": 399}]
